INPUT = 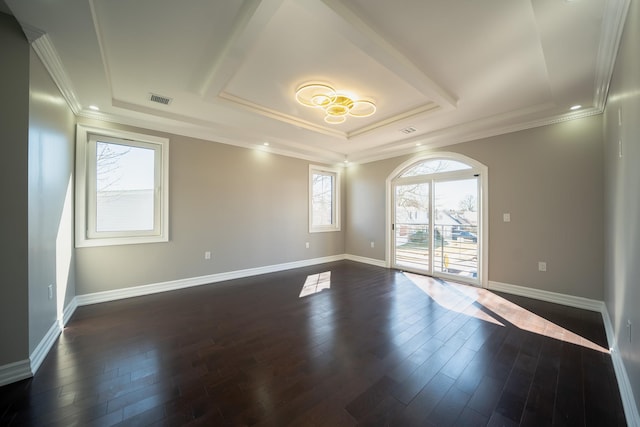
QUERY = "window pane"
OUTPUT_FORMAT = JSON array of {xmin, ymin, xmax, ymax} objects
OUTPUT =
[
  {"xmin": 401, "ymin": 159, "xmax": 471, "ymax": 177},
  {"xmin": 394, "ymin": 182, "xmax": 430, "ymax": 272},
  {"xmin": 433, "ymin": 178, "xmax": 479, "ymax": 279},
  {"xmin": 312, "ymin": 173, "xmax": 333, "ymax": 226},
  {"xmin": 95, "ymin": 141, "xmax": 155, "ymax": 232}
]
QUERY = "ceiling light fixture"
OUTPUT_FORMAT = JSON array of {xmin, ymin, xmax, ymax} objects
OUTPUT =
[
  {"xmin": 88, "ymin": 105, "xmax": 100, "ymax": 111},
  {"xmin": 570, "ymin": 105, "xmax": 582, "ymax": 110},
  {"xmin": 295, "ymin": 83, "xmax": 376, "ymax": 124}
]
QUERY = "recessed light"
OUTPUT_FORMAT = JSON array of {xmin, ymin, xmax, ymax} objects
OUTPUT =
[
  {"xmin": 88, "ymin": 105, "xmax": 100, "ymax": 111},
  {"xmin": 570, "ymin": 105, "xmax": 582, "ymax": 111},
  {"xmin": 263, "ymin": 142, "xmax": 269, "ymax": 146},
  {"xmin": 416, "ymin": 143, "xmax": 422, "ymax": 147}
]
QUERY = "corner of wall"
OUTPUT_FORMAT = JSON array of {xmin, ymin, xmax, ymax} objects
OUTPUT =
[{"xmin": 601, "ymin": 305, "xmax": 640, "ymax": 427}]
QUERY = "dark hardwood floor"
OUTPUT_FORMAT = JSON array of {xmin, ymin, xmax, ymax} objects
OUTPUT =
[{"xmin": 0, "ymin": 261, "xmax": 626, "ymax": 426}]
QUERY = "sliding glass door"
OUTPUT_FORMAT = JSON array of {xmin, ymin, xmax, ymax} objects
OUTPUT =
[
  {"xmin": 432, "ymin": 178, "xmax": 479, "ymax": 280},
  {"xmin": 391, "ymin": 158, "xmax": 481, "ymax": 286},
  {"xmin": 393, "ymin": 181, "xmax": 431, "ymax": 273}
]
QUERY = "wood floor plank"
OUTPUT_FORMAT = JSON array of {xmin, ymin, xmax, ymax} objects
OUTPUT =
[
  {"xmin": 345, "ymin": 376, "xmax": 398, "ymax": 421},
  {"xmin": 426, "ymin": 384, "xmax": 472, "ymax": 427},
  {"xmin": 0, "ymin": 261, "xmax": 627, "ymax": 426},
  {"xmin": 400, "ymin": 372, "xmax": 455, "ymax": 426}
]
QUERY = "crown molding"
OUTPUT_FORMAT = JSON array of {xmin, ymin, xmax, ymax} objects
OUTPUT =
[
  {"xmin": 218, "ymin": 91, "xmax": 348, "ymax": 139},
  {"xmin": 107, "ymin": 97, "xmax": 347, "ymax": 163},
  {"xmin": 219, "ymin": 90, "xmax": 445, "ymax": 142},
  {"xmin": 593, "ymin": 0, "xmax": 631, "ymax": 109},
  {"xmin": 76, "ymin": 108, "xmax": 347, "ymax": 166},
  {"xmin": 31, "ymin": 34, "xmax": 82, "ymax": 115},
  {"xmin": 79, "ymin": 97, "xmax": 603, "ymax": 168},
  {"xmin": 348, "ymin": 102, "xmax": 442, "ymax": 138},
  {"xmin": 17, "ymin": 21, "xmax": 45, "ymax": 43},
  {"xmin": 348, "ymin": 106, "xmax": 603, "ymax": 164}
]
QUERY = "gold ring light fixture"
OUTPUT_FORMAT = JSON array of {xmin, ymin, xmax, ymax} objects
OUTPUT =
[{"xmin": 295, "ymin": 83, "xmax": 376, "ymax": 124}]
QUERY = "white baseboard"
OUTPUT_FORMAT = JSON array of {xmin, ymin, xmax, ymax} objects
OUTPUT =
[
  {"xmin": 344, "ymin": 254, "xmax": 387, "ymax": 268},
  {"xmin": 29, "ymin": 297, "xmax": 79, "ymax": 376},
  {"xmin": 0, "ymin": 359, "xmax": 31, "ymax": 387},
  {"xmin": 61, "ymin": 297, "xmax": 78, "ymax": 327},
  {"xmin": 602, "ymin": 307, "xmax": 640, "ymax": 427},
  {"xmin": 487, "ymin": 280, "xmax": 604, "ymax": 312},
  {"xmin": 0, "ymin": 297, "xmax": 82, "ymax": 387},
  {"xmin": 29, "ymin": 321, "xmax": 61, "ymax": 375},
  {"xmin": 75, "ymin": 254, "xmax": 347, "ymax": 306},
  {"xmin": 601, "ymin": 304, "xmax": 617, "ymax": 352},
  {"xmin": 488, "ymin": 280, "xmax": 639, "ymax": 426}
]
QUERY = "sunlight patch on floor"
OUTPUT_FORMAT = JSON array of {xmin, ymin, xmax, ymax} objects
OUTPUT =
[
  {"xmin": 299, "ymin": 271, "xmax": 331, "ymax": 298},
  {"xmin": 403, "ymin": 272, "xmax": 609, "ymax": 353},
  {"xmin": 404, "ymin": 271, "xmax": 504, "ymax": 327}
]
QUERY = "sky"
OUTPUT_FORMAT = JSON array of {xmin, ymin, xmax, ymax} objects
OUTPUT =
[{"xmin": 96, "ymin": 142, "xmax": 155, "ymax": 191}]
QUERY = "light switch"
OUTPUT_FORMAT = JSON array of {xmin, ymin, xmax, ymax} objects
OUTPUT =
[{"xmin": 503, "ymin": 213, "xmax": 511, "ymax": 222}]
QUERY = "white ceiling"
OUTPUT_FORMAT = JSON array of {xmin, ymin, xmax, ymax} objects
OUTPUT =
[{"xmin": 6, "ymin": 0, "xmax": 629, "ymax": 164}]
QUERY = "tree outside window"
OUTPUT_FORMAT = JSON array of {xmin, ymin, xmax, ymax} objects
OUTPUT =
[{"xmin": 309, "ymin": 165, "xmax": 341, "ymax": 233}]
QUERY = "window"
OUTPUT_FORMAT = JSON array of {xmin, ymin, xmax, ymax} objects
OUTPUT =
[
  {"xmin": 75, "ymin": 125, "xmax": 169, "ymax": 247},
  {"xmin": 309, "ymin": 165, "xmax": 341, "ymax": 232},
  {"xmin": 400, "ymin": 159, "xmax": 471, "ymax": 177},
  {"xmin": 388, "ymin": 152, "xmax": 488, "ymax": 287}
]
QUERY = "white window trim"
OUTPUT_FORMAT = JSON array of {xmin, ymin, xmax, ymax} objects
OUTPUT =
[
  {"xmin": 385, "ymin": 152, "xmax": 488, "ymax": 288},
  {"xmin": 309, "ymin": 164, "xmax": 341, "ymax": 233},
  {"xmin": 75, "ymin": 124, "xmax": 169, "ymax": 247}
]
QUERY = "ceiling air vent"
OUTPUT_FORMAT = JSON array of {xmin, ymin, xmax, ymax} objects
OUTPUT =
[
  {"xmin": 400, "ymin": 126, "xmax": 417, "ymax": 134},
  {"xmin": 149, "ymin": 93, "xmax": 172, "ymax": 105}
]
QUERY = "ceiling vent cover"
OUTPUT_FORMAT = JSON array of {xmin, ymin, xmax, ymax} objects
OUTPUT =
[
  {"xmin": 400, "ymin": 126, "xmax": 417, "ymax": 134},
  {"xmin": 149, "ymin": 93, "xmax": 172, "ymax": 105}
]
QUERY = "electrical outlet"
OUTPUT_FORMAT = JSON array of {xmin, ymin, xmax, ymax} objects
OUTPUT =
[
  {"xmin": 204, "ymin": 251, "xmax": 211, "ymax": 260},
  {"xmin": 48, "ymin": 284, "xmax": 53, "ymax": 300},
  {"xmin": 305, "ymin": 242, "xmax": 310, "ymax": 249},
  {"xmin": 503, "ymin": 213, "xmax": 511, "ymax": 222},
  {"xmin": 370, "ymin": 241, "xmax": 375, "ymax": 248},
  {"xmin": 538, "ymin": 262, "xmax": 547, "ymax": 272}
]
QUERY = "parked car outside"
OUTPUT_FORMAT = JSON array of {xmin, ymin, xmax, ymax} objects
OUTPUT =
[{"xmin": 451, "ymin": 229, "xmax": 477, "ymax": 242}]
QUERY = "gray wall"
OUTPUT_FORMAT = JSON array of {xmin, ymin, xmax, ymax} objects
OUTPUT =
[
  {"xmin": 28, "ymin": 48, "xmax": 76, "ymax": 352},
  {"xmin": 0, "ymin": 13, "xmax": 30, "ymax": 366},
  {"xmin": 75, "ymin": 119, "xmax": 345, "ymax": 295},
  {"xmin": 347, "ymin": 115, "xmax": 604, "ymax": 300},
  {"xmin": 603, "ymin": 0, "xmax": 640, "ymax": 413}
]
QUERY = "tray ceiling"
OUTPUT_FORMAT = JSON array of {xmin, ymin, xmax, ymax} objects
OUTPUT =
[{"xmin": 5, "ymin": 0, "xmax": 629, "ymax": 164}]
